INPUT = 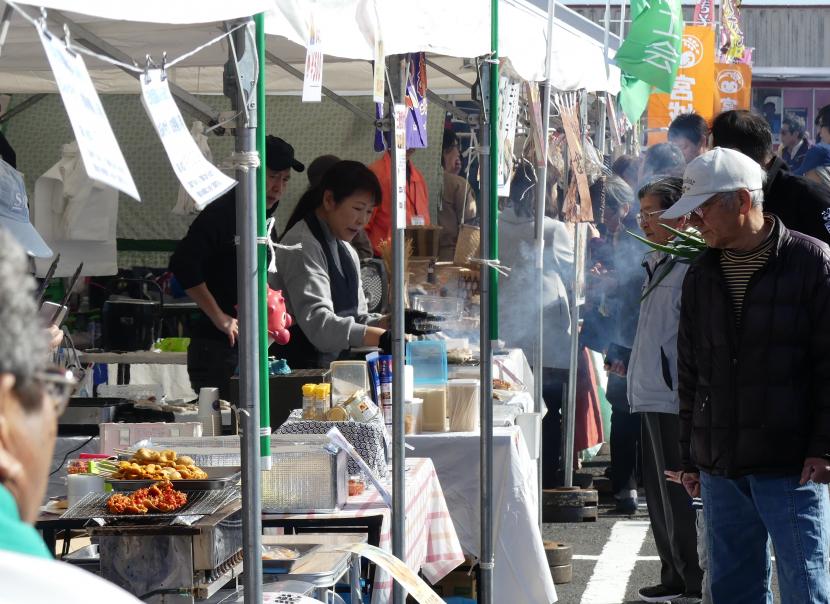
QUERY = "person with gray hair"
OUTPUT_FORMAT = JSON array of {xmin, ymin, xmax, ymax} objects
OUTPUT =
[
  {"xmin": 780, "ymin": 113, "xmax": 811, "ymax": 173},
  {"xmin": 0, "ymin": 227, "xmax": 142, "ymax": 601},
  {"xmin": 661, "ymin": 147, "xmax": 830, "ymax": 602},
  {"xmin": 626, "ymin": 178, "xmax": 705, "ymax": 604}
]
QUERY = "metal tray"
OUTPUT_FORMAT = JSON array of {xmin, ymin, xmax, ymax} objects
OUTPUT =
[
  {"xmin": 60, "ymin": 487, "xmax": 239, "ymax": 520},
  {"xmin": 262, "ymin": 543, "xmax": 319, "ymax": 574},
  {"xmin": 106, "ymin": 466, "xmax": 241, "ymax": 491}
]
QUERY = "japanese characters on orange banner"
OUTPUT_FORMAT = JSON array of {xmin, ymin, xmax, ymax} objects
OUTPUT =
[
  {"xmin": 713, "ymin": 63, "xmax": 752, "ymax": 113},
  {"xmin": 646, "ymin": 25, "xmax": 715, "ymax": 145}
]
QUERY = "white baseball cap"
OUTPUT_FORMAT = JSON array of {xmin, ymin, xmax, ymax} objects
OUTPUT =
[
  {"xmin": 0, "ymin": 157, "xmax": 51, "ymax": 258},
  {"xmin": 661, "ymin": 147, "xmax": 765, "ymax": 219}
]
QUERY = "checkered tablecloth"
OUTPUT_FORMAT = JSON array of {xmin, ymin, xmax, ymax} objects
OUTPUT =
[{"xmin": 266, "ymin": 457, "xmax": 464, "ymax": 603}]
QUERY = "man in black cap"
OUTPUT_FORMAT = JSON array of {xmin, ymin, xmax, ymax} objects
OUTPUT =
[{"xmin": 170, "ymin": 136, "xmax": 304, "ymax": 399}]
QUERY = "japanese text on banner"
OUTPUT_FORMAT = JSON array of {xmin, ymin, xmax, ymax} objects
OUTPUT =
[
  {"xmin": 393, "ymin": 104, "xmax": 407, "ymax": 230},
  {"xmin": 647, "ymin": 25, "xmax": 715, "ymax": 145},
  {"xmin": 302, "ymin": 17, "xmax": 323, "ymax": 102},
  {"xmin": 140, "ymin": 70, "xmax": 236, "ymax": 210},
  {"xmin": 713, "ymin": 63, "xmax": 752, "ymax": 114},
  {"xmin": 38, "ymin": 28, "xmax": 139, "ymax": 200}
]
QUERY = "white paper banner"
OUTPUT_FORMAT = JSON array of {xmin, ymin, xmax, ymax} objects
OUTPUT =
[
  {"xmin": 335, "ymin": 543, "xmax": 444, "ymax": 604},
  {"xmin": 394, "ymin": 103, "xmax": 407, "ymax": 230},
  {"xmin": 140, "ymin": 69, "xmax": 236, "ymax": 210},
  {"xmin": 373, "ymin": 38, "xmax": 385, "ymax": 104},
  {"xmin": 302, "ymin": 17, "xmax": 323, "ymax": 102},
  {"xmin": 38, "ymin": 28, "xmax": 139, "ymax": 201}
]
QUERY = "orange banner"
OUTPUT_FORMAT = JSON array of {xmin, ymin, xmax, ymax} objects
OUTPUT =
[
  {"xmin": 647, "ymin": 25, "xmax": 716, "ymax": 145},
  {"xmin": 713, "ymin": 63, "xmax": 752, "ymax": 114}
]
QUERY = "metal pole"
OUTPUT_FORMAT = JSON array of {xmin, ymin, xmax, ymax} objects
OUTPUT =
[
  {"xmin": 563, "ymin": 224, "xmax": 583, "ymax": 489},
  {"xmin": 388, "ymin": 54, "xmax": 408, "ymax": 604},
  {"xmin": 534, "ymin": 0, "xmax": 557, "ymax": 529},
  {"xmin": 563, "ymin": 92, "xmax": 591, "ymax": 489},
  {"xmin": 619, "ymin": 0, "xmax": 627, "ymax": 39},
  {"xmin": 479, "ymin": 0, "xmax": 498, "ymax": 597},
  {"xmin": 598, "ymin": 0, "xmax": 612, "ymax": 155},
  {"xmin": 227, "ymin": 19, "xmax": 263, "ymax": 604}
]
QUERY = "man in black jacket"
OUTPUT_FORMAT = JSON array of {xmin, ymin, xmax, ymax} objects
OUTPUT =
[
  {"xmin": 661, "ymin": 147, "xmax": 830, "ymax": 603},
  {"xmin": 711, "ymin": 109, "xmax": 830, "ymax": 244},
  {"xmin": 170, "ymin": 136, "xmax": 304, "ymax": 399}
]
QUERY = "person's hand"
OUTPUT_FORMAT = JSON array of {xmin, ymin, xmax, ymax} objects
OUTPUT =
[
  {"xmin": 800, "ymin": 457, "xmax": 830, "ymax": 485},
  {"xmin": 604, "ymin": 360, "xmax": 627, "ymax": 377},
  {"xmin": 47, "ymin": 324, "xmax": 63, "ymax": 351},
  {"xmin": 681, "ymin": 471, "xmax": 701, "ymax": 498},
  {"xmin": 664, "ymin": 470, "xmax": 683, "ymax": 484},
  {"xmin": 211, "ymin": 312, "xmax": 239, "ymax": 347}
]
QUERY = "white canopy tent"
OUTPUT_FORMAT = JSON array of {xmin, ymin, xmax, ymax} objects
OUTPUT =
[{"xmin": 2, "ymin": 0, "xmax": 620, "ymax": 95}]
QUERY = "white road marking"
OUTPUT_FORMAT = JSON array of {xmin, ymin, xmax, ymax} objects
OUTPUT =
[
  {"xmin": 573, "ymin": 554, "xmax": 660, "ymax": 562},
  {"xmin": 579, "ymin": 520, "xmax": 652, "ymax": 604}
]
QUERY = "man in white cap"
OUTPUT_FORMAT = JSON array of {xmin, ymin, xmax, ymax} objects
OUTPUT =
[{"xmin": 664, "ymin": 147, "xmax": 830, "ymax": 602}]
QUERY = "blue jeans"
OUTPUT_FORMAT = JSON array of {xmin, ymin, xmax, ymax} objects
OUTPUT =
[{"xmin": 700, "ymin": 472, "xmax": 830, "ymax": 604}]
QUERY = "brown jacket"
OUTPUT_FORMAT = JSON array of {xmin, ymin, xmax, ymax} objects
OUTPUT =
[{"xmin": 438, "ymin": 172, "xmax": 477, "ymax": 261}]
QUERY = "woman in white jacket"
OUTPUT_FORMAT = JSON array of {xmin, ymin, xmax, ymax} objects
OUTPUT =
[
  {"xmin": 498, "ymin": 163, "xmax": 573, "ymax": 488},
  {"xmin": 626, "ymin": 177, "xmax": 706, "ymax": 604}
]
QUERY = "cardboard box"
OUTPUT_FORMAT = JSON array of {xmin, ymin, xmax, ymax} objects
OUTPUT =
[{"xmin": 432, "ymin": 556, "xmax": 477, "ymax": 600}]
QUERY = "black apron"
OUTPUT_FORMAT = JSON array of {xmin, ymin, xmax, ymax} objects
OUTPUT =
[{"xmin": 280, "ymin": 214, "xmax": 360, "ymax": 369}]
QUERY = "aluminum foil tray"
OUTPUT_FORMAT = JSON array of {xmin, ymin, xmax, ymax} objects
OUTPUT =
[{"xmin": 60, "ymin": 487, "xmax": 239, "ymax": 520}]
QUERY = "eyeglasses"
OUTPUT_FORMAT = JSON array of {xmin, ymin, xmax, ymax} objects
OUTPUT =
[
  {"xmin": 32, "ymin": 367, "xmax": 77, "ymax": 416},
  {"xmin": 636, "ymin": 209, "xmax": 666, "ymax": 226}
]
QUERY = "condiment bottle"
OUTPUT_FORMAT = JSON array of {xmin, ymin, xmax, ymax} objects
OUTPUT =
[
  {"xmin": 314, "ymin": 383, "xmax": 331, "ymax": 420},
  {"xmin": 302, "ymin": 383, "xmax": 317, "ymax": 420}
]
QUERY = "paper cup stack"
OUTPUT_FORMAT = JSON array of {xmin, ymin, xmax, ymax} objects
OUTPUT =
[{"xmin": 197, "ymin": 387, "xmax": 221, "ymax": 437}]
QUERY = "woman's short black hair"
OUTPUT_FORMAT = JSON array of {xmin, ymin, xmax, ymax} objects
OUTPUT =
[
  {"xmin": 638, "ymin": 176, "xmax": 684, "ymax": 210},
  {"xmin": 642, "ymin": 143, "xmax": 686, "ymax": 180},
  {"xmin": 442, "ymin": 129, "xmax": 459, "ymax": 153},
  {"xmin": 668, "ymin": 113, "xmax": 709, "ymax": 144},
  {"xmin": 283, "ymin": 160, "xmax": 382, "ymax": 236}
]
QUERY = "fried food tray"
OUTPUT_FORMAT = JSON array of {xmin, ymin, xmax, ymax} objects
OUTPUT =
[
  {"xmin": 106, "ymin": 466, "xmax": 241, "ymax": 491},
  {"xmin": 60, "ymin": 487, "xmax": 239, "ymax": 520},
  {"xmin": 262, "ymin": 543, "xmax": 319, "ymax": 573}
]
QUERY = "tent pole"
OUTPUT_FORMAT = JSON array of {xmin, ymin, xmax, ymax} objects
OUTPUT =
[
  {"xmin": 534, "ymin": 0, "xmax": 557, "ymax": 529},
  {"xmin": 480, "ymin": 0, "xmax": 498, "ymax": 599},
  {"xmin": 599, "ymin": 0, "xmax": 612, "ymax": 155},
  {"xmin": 387, "ymin": 54, "xmax": 408, "ymax": 604},
  {"xmin": 227, "ymin": 18, "xmax": 263, "ymax": 604},
  {"xmin": 254, "ymin": 15, "xmax": 271, "ymax": 471}
]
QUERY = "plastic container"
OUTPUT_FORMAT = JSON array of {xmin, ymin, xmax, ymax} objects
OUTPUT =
[
  {"xmin": 330, "ymin": 361, "xmax": 370, "ymax": 405},
  {"xmin": 406, "ymin": 340, "xmax": 448, "ymax": 387},
  {"xmin": 447, "ymin": 379, "xmax": 480, "ymax": 432},
  {"xmin": 404, "ymin": 398, "xmax": 424, "ymax": 434},
  {"xmin": 313, "ymin": 384, "xmax": 331, "ymax": 420},
  {"xmin": 378, "ymin": 355, "xmax": 393, "ymax": 430},
  {"xmin": 301, "ymin": 383, "xmax": 317, "ymax": 420},
  {"xmin": 417, "ymin": 386, "xmax": 448, "ymax": 432}
]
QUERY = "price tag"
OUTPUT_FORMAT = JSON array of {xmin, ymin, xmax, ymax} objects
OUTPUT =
[
  {"xmin": 140, "ymin": 69, "xmax": 236, "ymax": 210},
  {"xmin": 411, "ymin": 216, "xmax": 425, "ymax": 226},
  {"xmin": 302, "ymin": 17, "xmax": 323, "ymax": 102},
  {"xmin": 39, "ymin": 28, "xmax": 139, "ymax": 200},
  {"xmin": 393, "ymin": 103, "xmax": 407, "ymax": 230},
  {"xmin": 372, "ymin": 38, "xmax": 385, "ymax": 104}
]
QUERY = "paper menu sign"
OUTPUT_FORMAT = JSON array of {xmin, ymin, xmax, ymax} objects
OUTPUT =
[
  {"xmin": 140, "ymin": 70, "xmax": 236, "ymax": 210},
  {"xmin": 373, "ymin": 38, "xmax": 385, "ymax": 104},
  {"xmin": 302, "ymin": 17, "xmax": 323, "ymax": 102},
  {"xmin": 335, "ymin": 543, "xmax": 445, "ymax": 603},
  {"xmin": 38, "ymin": 28, "xmax": 139, "ymax": 201},
  {"xmin": 393, "ymin": 103, "xmax": 407, "ymax": 230}
]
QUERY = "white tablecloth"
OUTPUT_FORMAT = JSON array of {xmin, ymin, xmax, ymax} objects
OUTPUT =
[{"xmin": 406, "ymin": 426, "xmax": 556, "ymax": 603}]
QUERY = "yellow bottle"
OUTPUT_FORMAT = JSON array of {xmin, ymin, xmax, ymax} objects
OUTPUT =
[{"xmin": 302, "ymin": 384, "xmax": 317, "ymax": 420}]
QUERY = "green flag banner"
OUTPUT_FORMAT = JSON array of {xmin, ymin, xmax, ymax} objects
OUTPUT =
[
  {"xmin": 620, "ymin": 76, "xmax": 652, "ymax": 124},
  {"xmin": 615, "ymin": 0, "xmax": 684, "ymax": 94}
]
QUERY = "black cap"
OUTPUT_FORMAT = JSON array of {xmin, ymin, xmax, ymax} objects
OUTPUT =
[{"xmin": 265, "ymin": 136, "xmax": 305, "ymax": 173}]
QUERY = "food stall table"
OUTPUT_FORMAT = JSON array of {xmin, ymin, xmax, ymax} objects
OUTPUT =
[
  {"xmin": 263, "ymin": 533, "xmax": 367, "ymax": 602},
  {"xmin": 262, "ymin": 457, "xmax": 463, "ymax": 604},
  {"xmin": 406, "ymin": 426, "xmax": 556, "ymax": 603},
  {"xmin": 79, "ymin": 351, "xmax": 193, "ymax": 399}
]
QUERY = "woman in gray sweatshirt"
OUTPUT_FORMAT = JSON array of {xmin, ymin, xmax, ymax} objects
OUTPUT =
[{"xmin": 272, "ymin": 161, "xmax": 387, "ymax": 368}]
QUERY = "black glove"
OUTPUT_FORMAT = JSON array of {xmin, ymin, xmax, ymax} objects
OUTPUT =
[
  {"xmin": 379, "ymin": 330, "xmax": 392, "ymax": 354},
  {"xmin": 404, "ymin": 309, "xmax": 443, "ymax": 336}
]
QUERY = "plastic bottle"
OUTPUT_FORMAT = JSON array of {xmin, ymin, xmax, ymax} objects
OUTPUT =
[
  {"xmin": 302, "ymin": 384, "xmax": 317, "ymax": 420},
  {"xmin": 314, "ymin": 383, "xmax": 331, "ymax": 420}
]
